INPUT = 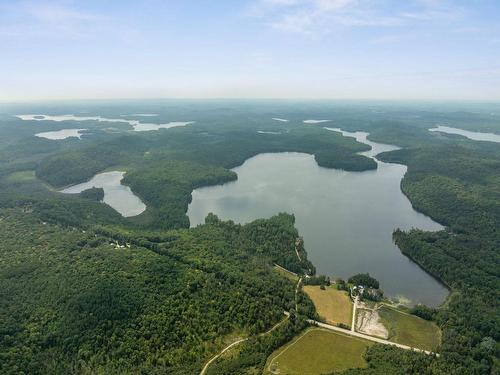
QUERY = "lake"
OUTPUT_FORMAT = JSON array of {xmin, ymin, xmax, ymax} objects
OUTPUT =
[
  {"xmin": 17, "ymin": 114, "xmax": 193, "ymax": 132},
  {"xmin": 35, "ymin": 128, "xmax": 87, "ymax": 140},
  {"xmin": 188, "ymin": 128, "xmax": 449, "ymax": 307},
  {"xmin": 429, "ymin": 125, "xmax": 500, "ymax": 143},
  {"xmin": 59, "ymin": 171, "xmax": 146, "ymax": 217}
]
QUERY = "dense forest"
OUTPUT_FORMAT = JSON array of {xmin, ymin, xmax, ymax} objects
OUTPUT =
[
  {"xmin": 0, "ymin": 210, "xmax": 311, "ymax": 374},
  {"xmin": 0, "ymin": 101, "xmax": 499, "ymax": 374}
]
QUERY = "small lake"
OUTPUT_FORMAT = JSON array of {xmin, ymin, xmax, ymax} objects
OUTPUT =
[
  {"xmin": 188, "ymin": 129, "xmax": 448, "ymax": 306},
  {"xmin": 35, "ymin": 128, "xmax": 87, "ymax": 140},
  {"xmin": 429, "ymin": 125, "xmax": 500, "ymax": 143},
  {"xmin": 59, "ymin": 171, "xmax": 146, "ymax": 217},
  {"xmin": 303, "ymin": 119, "xmax": 330, "ymax": 124},
  {"xmin": 17, "ymin": 114, "xmax": 193, "ymax": 132},
  {"xmin": 258, "ymin": 130, "xmax": 282, "ymax": 134}
]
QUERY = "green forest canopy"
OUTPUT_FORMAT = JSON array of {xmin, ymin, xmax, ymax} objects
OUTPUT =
[{"xmin": 0, "ymin": 101, "xmax": 498, "ymax": 374}]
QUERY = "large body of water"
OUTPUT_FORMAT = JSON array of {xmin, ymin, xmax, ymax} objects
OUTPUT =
[
  {"xmin": 188, "ymin": 129, "xmax": 449, "ymax": 306},
  {"xmin": 60, "ymin": 171, "xmax": 146, "ymax": 217},
  {"xmin": 17, "ymin": 114, "xmax": 193, "ymax": 132},
  {"xmin": 429, "ymin": 125, "xmax": 500, "ymax": 143}
]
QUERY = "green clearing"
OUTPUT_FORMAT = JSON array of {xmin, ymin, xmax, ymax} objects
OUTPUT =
[
  {"xmin": 304, "ymin": 285, "xmax": 352, "ymax": 326},
  {"xmin": 274, "ymin": 265, "xmax": 300, "ymax": 282},
  {"xmin": 6, "ymin": 170, "xmax": 36, "ymax": 183},
  {"xmin": 264, "ymin": 328, "xmax": 372, "ymax": 375},
  {"xmin": 379, "ymin": 305, "xmax": 441, "ymax": 352}
]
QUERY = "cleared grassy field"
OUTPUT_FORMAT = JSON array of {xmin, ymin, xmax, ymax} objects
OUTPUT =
[
  {"xmin": 379, "ymin": 305, "xmax": 441, "ymax": 351},
  {"xmin": 304, "ymin": 285, "xmax": 352, "ymax": 326},
  {"xmin": 264, "ymin": 328, "xmax": 372, "ymax": 375},
  {"xmin": 273, "ymin": 265, "xmax": 299, "ymax": 282},
  {"xmin": 6, "ymin": 170, "xmax": 36, "ymax": 183}
]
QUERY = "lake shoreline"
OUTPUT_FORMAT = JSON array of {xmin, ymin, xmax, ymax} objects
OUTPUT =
[{"xmin": 187, "ymin": 130, "xmax": 448, "ymax": 307}]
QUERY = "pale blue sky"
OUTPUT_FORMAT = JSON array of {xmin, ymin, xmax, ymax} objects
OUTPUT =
[{"xmin": 1, "ymin": 0, "xmax": 499, "ymax": 101}]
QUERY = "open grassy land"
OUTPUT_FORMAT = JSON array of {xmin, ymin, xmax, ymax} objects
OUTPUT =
[
  {"xmin": 379, "ymin": 305, "xmax": 441, "ymax": 352},
  {"xmin": 304, "ymin": 285, "xmax": 352, "ymax": 326},
  {"xmin": 6, "ymin": 170, "xmax": 36, "ymax": 183},
  {"xmin": 274, "ymin": 264, "xmax": 300, "ymax": 282},
  {"xmin": 264, "ymin": 328, "xmax": 372, "ymax": 375}
]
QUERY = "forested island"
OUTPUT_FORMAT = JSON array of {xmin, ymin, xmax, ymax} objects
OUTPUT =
[{"xmin": 0, "ymin": 101, "xmax": 498, "ymax": 374}]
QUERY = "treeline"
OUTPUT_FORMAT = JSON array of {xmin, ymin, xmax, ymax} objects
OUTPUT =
[
  {"xmin": 338, "ymin": 345, "xmax": 441, "ymax": 375},
  {"xmin": 348, "ymin": 273, "xmax": 380, "ymax": 289},
  {"xmin": 303, "ymin": 275, "xmax": 330, "ymax": 286}
]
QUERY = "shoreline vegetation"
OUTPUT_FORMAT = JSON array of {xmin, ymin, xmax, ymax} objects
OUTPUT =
[{"xmin": 0, "ymin": 102, "xmax": 498, "ymax": 374}]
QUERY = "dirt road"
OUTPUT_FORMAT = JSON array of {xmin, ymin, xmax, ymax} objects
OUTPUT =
[{"xmin": 308, "ymin": 319, "xmax": 439, "ymax": 356}]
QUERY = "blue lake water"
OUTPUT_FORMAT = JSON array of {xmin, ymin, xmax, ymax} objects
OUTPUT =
[{"xmin": 188, "ymin": 129, "xmax": 449, "ymax": 307}]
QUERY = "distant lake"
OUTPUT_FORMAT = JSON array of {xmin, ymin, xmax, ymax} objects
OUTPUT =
[
  {"xmin": 188, "ymin": 128, "xmax": 448, "ymax": 307},
  {"xmin": 60, "ymin": 171, "xmax": 146, "ymax": 217},
  {"xmin": 429, "ymin": 125, "xmax": 500, "ymax": 143},
  {"xmin": 35, "ymin": 129, "xmax": 86, "ymax": 140},
  {"xmin": 17, "ymin": 114, "xmax": 193, "ymax": 132},
  {"xmin": 303, "ymin": 119, "xmax": 330, "ymax": 124}
]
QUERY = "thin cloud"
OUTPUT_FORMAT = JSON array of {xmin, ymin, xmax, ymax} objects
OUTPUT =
[
  {"xmin": 251, "ymin": 0, "xmax": 465, "ymax": 36},
  {"xmin": 0, "ymin": 1, "xmax": 108, "ymax": 39}
]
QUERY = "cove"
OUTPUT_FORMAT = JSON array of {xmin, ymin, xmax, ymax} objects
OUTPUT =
[
  {"xmin": 59, "ymin": 171, "xmax": 146, "ymax": 217},
  {"xmin": 188, "ymin": 129, "xmax": 449, "ymax": 307}
]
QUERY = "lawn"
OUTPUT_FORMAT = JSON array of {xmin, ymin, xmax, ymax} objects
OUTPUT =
[
  {"xmin": 264, "ymin": 328, "xmax": 372, "ymax": 375},
  {"xmin": 304, "ymin": 285, "xmax": 352, "ymax": 326},
  {"xmin": 378, "ymin": 305, "xmax": 441, "ymax": 352}
]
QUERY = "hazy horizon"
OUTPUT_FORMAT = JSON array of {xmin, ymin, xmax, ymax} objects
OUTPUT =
[{"xmin": 1, "ymin": 0, "xmax": 499, "ymax": 101}]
